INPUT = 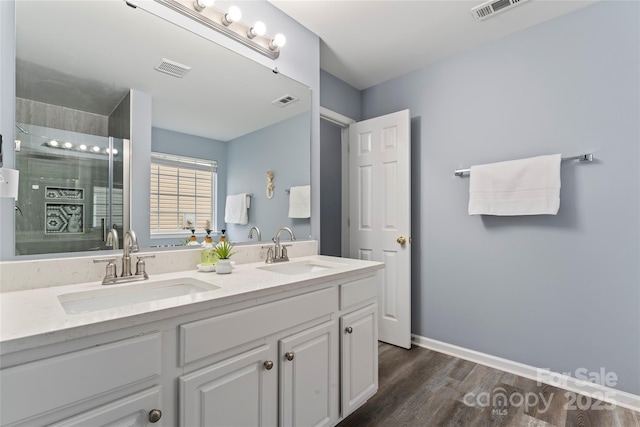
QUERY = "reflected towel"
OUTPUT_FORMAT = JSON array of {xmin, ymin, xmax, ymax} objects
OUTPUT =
[
  {"xmin": 468, "ymin": 154, "xmax": 561, "ymax": 216},
  {"xmin": 225, "ymin": 193, "xmax": 248, "ymax": 224},
  {"xmin": 288, "ymin": 185, "xmax": 311, "ymax": 218},
  {"xmin": 0, "ymin": 168, "xmax": 19, "ymax": 200}
]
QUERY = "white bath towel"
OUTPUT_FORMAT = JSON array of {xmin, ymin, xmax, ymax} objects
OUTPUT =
[
  {"xmin": 468, "ymin": 154, "xmax": 561, "ymax": 216},
  {"xmin": 288, "ymin": 185, "xmax": 311, "ymax": 218},
  {"xmin": 224, "ymin": 193, "xmax": 248, "ymax": 224}
]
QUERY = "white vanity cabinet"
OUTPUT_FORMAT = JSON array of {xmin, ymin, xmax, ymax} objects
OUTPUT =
[
  {"xmin": 180, "ymin": 344, "xmax": 278, "ymax": 426},
  {"xmin": 340, "ymin": 304, "xmax": 378, "ymax": 417},
  {"xmin": 48, "ymin": 387, "xmax": 164, "ymax": 427},
  {"xmin": 0, "ymin": 332, "xmax": 164, "ymax": 427},
  {"xmin": 280, "ymin": 320, "xmax": 338, "ymax": 427},
  {"xmin": 178, "ymin": 286, "xmax": 340, "ymax": 427},
  {"xmin": 0, "ymin": 260, "xmax": 383, "ymax": 427},
  {"xmin": 338, "ymin": 275, "xmax": 380, "ymax": 418}
]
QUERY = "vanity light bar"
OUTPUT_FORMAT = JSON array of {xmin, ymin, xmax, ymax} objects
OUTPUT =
[
  {"xmin": 153, "ymin": 0, "xmax": 282, "ymax": 60},
  {"xmin": 43, "ymin": 142, "xmax": 118, "ymax": 156}
]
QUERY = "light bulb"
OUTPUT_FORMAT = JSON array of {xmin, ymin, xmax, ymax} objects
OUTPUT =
[
  {"xmin": 79, "ymin": 144, "xmax": 87, "ymax": 151},
  {"xmin": 63, "ymin": 142, "xmax": 73, "ymax": 149},
  {"xmin": 92, "ymin": 146, "xmax": 101, "ymax": 153},
  {"xmin": 222, "ymin": 6, "xmax": 241, "ymax": 25},
  {"xmin": 193, "ymin": 0, "xmax": 214, "ymax": 12},
  {"xmin": 48, "ymin": 140, "xmax": 59, "ymax": 147},
  {"xmin": 248, "ymin": 21, "xmax": 266, "ymax": 38},
  {"xmin": 269, "ymin": 33, "xmax": 286, "ymax": 50}
]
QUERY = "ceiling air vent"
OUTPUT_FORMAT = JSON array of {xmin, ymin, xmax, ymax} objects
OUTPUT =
[
  {"xmin": 272, "ymin": 94, "xmax": 299, "ymax": 108},
  {"xmin": 471, "ymin": 0, "xmax": 529, "ymax": 21},
  {"xmin": 154, "ymin": 58, "xmax": 191, "ymax": 78}
]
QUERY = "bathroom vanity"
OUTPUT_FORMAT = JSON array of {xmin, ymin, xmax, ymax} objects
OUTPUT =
[{"xmin": 0, "ymin": 255, "xmax": 383, "ymax": 426}]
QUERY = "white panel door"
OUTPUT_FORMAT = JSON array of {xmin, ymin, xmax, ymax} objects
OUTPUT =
[
  {"xmin": 179, "ymin": 345, "xmax": 277, "ymax": 427},
  {"xmin": 349, "ymin": 109, "xmax": 411, "ymax": 349}
]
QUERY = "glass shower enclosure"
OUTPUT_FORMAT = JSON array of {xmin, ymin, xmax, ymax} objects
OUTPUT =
[{"xmin": 14, "ymin": 123, "xmax": 125, "ymax": 255}]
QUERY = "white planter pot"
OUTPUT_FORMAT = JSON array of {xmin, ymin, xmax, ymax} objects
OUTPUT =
[{"xmin": 216, "ymin": 259, "xmax": 233, "ymax": 274}]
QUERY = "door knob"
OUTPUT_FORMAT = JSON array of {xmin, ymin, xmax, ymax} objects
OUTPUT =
[
  {"xmin": 264, "ymin": 360, "xmax": 274, "ymax": 370},
  {"xmin": 148, "ymin": 409, "xmax": 162, "ymax": 423},
  {"xmin": 397, "ymin": 236, "xmax": 407, "ymax": 245},
  {"xmin": 285, "ymin": 352, "xmax": 295, "ymax": 361}
]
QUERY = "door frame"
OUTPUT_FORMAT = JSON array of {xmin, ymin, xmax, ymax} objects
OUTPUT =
[{"xmin": 319, "ymin": 107, "xmax": 354, "ymax": 257}]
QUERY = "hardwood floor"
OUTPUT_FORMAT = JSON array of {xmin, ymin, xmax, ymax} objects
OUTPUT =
[{"xmin": 338, "ymin": 343, "xmax": 640, "ymax": 427}]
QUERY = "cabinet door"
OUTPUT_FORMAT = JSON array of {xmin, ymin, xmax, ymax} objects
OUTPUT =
[
  {"xmin": 279, "ymin": 320, "xmax": 338, "ymax": 427},
  {"xmin": 49, "ymin": 386, "xmax": 163, "ymax": 427},
  {"xmin": 341, "ymin": 303, "xmax": 378, "ymax": 417},
  {"xmin": 179, "ymin": 345, "xmax": 277, "ymax": 427}
]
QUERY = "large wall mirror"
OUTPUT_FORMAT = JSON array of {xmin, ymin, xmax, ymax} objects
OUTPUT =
[{"xmin": 14, "ymin": 0, "xmax": 311, "ymax": 256}]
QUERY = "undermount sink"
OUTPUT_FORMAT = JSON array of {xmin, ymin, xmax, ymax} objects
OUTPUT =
[
  {"xmin": 257, "ymin": 259, "xmax": 347, "ymax": 275},
  {"xmin": 58, "ymin": 278, "xmax": 220, "ymax": 315}
]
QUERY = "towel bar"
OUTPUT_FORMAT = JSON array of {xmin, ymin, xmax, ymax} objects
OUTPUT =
[{"xmin": 454, "ymin": 153, "xmax": 593, "ymax": 177}]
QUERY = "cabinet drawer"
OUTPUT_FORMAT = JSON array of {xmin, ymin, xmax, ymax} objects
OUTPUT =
[
  {"xmin": 0, "ymin": 332, "xmax": 161, "ymax": 426},
  {"xmin": 180, "ymin": 287, "xmax": 337, "ymax": 365},
  {"xmin": 49, "ymin": 386, "xmax": 163, "ymax": 427},
  {"xmin": 340, "ymin": 276, "xmax": 377, "ymax": 310}
]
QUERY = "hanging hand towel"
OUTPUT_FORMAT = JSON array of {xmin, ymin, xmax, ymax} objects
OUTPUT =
[
  {"xmin": 468, "ymin": 154, "xmax": 561, "ymax": 216},
  {"xmin": 225, "ymin": 193, "xmax": 248, "ymax": 224},
  {"xmin": 288, "ymin": 185, "xmax": 311, "ymax": 218}
]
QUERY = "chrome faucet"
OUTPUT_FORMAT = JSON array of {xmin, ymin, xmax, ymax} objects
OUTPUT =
[
  {"xmin": 248, "ymin": 226, "xmax": 261, "ymax": 242},
  {"xmin": 94, "ymin": 229, "xmax": 155, "ymax": 285},
  {"xmin": 122, "ymin": 230, "xmax": 139, "ymax": 277},
  {"xmin": 106, "ymin": 228, "xmax": 119, "ymax": 250},
  {"xmin": 271, "ymin": 227, "xmax": 296, "ymax": 263}
]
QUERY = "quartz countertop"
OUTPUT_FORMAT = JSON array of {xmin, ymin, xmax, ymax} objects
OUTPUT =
[{"xmin": 0, "ymin": 255, "xmax": 383, "ymax": 354}]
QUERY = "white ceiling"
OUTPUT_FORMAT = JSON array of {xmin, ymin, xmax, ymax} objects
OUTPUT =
[
  {"xmin": 16, "ymin": 0, "xmax": 309, "ymax": 141},
  {"xmin": 270, "ymin": 0, "xmax": 599, "ymax": 90}
]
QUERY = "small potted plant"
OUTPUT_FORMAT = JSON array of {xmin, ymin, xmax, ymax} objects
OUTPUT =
[{"xmin": 214, "ymin": 241, "xmax": 236, "ymax": 274}]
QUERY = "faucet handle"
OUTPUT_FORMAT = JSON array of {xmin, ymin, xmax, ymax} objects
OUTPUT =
[
  {"xmin": 134, "ymin": 254, "xmax": 155, "ymax": 278},
  {"xmin": 94, "ymin": 258, "xmax": 118, "ymax": 281}
]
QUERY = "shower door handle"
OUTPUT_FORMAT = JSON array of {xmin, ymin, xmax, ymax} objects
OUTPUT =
[{"xmin": 101, "ymin": 218, "xmax": 107, "ymax": 241}]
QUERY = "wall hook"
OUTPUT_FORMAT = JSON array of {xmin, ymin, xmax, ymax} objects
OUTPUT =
[{"xmin": 266, "ymin": 170, "xmax": 275, "ymax": 199}]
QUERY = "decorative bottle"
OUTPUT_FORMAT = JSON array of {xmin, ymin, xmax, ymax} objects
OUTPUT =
[{"xmin": 200, "ymin": 230, "xmax": 217, "ymax": 267}]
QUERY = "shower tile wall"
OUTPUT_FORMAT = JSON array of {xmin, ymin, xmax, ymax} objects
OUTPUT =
[{"xmin": 16, "ymin": 98, "xmax": 108, "ymax": 137}]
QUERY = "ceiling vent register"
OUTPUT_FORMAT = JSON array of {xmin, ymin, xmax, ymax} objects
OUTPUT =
[
  {"xmin": 154, "ymin": 58, "xmax": 192, "ymax": 78},
  {"xmin": 471, "ymin": 0, "xmax": 529, "ymax": 21},
  {"xmin": 272, "ymin": 95, "xmax": 299, "ymax": 108}
]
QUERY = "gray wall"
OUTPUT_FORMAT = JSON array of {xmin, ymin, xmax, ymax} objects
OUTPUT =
[
  {"xmin": 151, "ymin": 127, "xmax": 228, "ymax": 241},
  {"xmin": 108, "ymin": 92, "xmax": 131, "ymax": 140},
  {"xmin": 319, "ymin": 119, "xmax": 342, "ymax": 257},
  {"xmin": 226, "ymin": 112, "xmax": 311, "ymax": 243},
  {"xmin": 362, "ymin": 2, "xmax": 639, "ymax": 394},
  {"xmin": 318, "ymin": 69, "xmax": 362, "ymax": 256},
  {"xmin": 320, "ymin": 69, "xmax": 361, "ymax": 121}
]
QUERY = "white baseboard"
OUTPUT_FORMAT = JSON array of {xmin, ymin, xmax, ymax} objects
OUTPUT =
[{"xmin": 411, "ymin": 334, "xmax": 640, "ymax": 412}]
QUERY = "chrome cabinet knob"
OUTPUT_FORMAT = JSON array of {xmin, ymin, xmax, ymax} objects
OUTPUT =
[
  {"xmin": 285, "ymin": 352, "xmax": 295, "ymax": 361},
  {"xmin": 148, "ymin": 409, "xmax": 162, "ymax": 423},
  {"xmin": 264, "ymin": 360, "xmax": 274, "ymax": 370},
  {"xmin": 345, "ymin": 326, "xmax": 353, "ymax": 334}
]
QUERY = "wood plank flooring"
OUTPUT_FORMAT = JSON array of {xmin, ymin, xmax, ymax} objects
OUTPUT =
[{"xmin": 338, "ymin": 343, "xmax": 640, "ymax": 427}]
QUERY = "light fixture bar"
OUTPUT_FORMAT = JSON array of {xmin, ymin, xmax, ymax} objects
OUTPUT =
[{"xmin": 153, "ymin": 0, "xmax": 280, "ymax": 59}]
